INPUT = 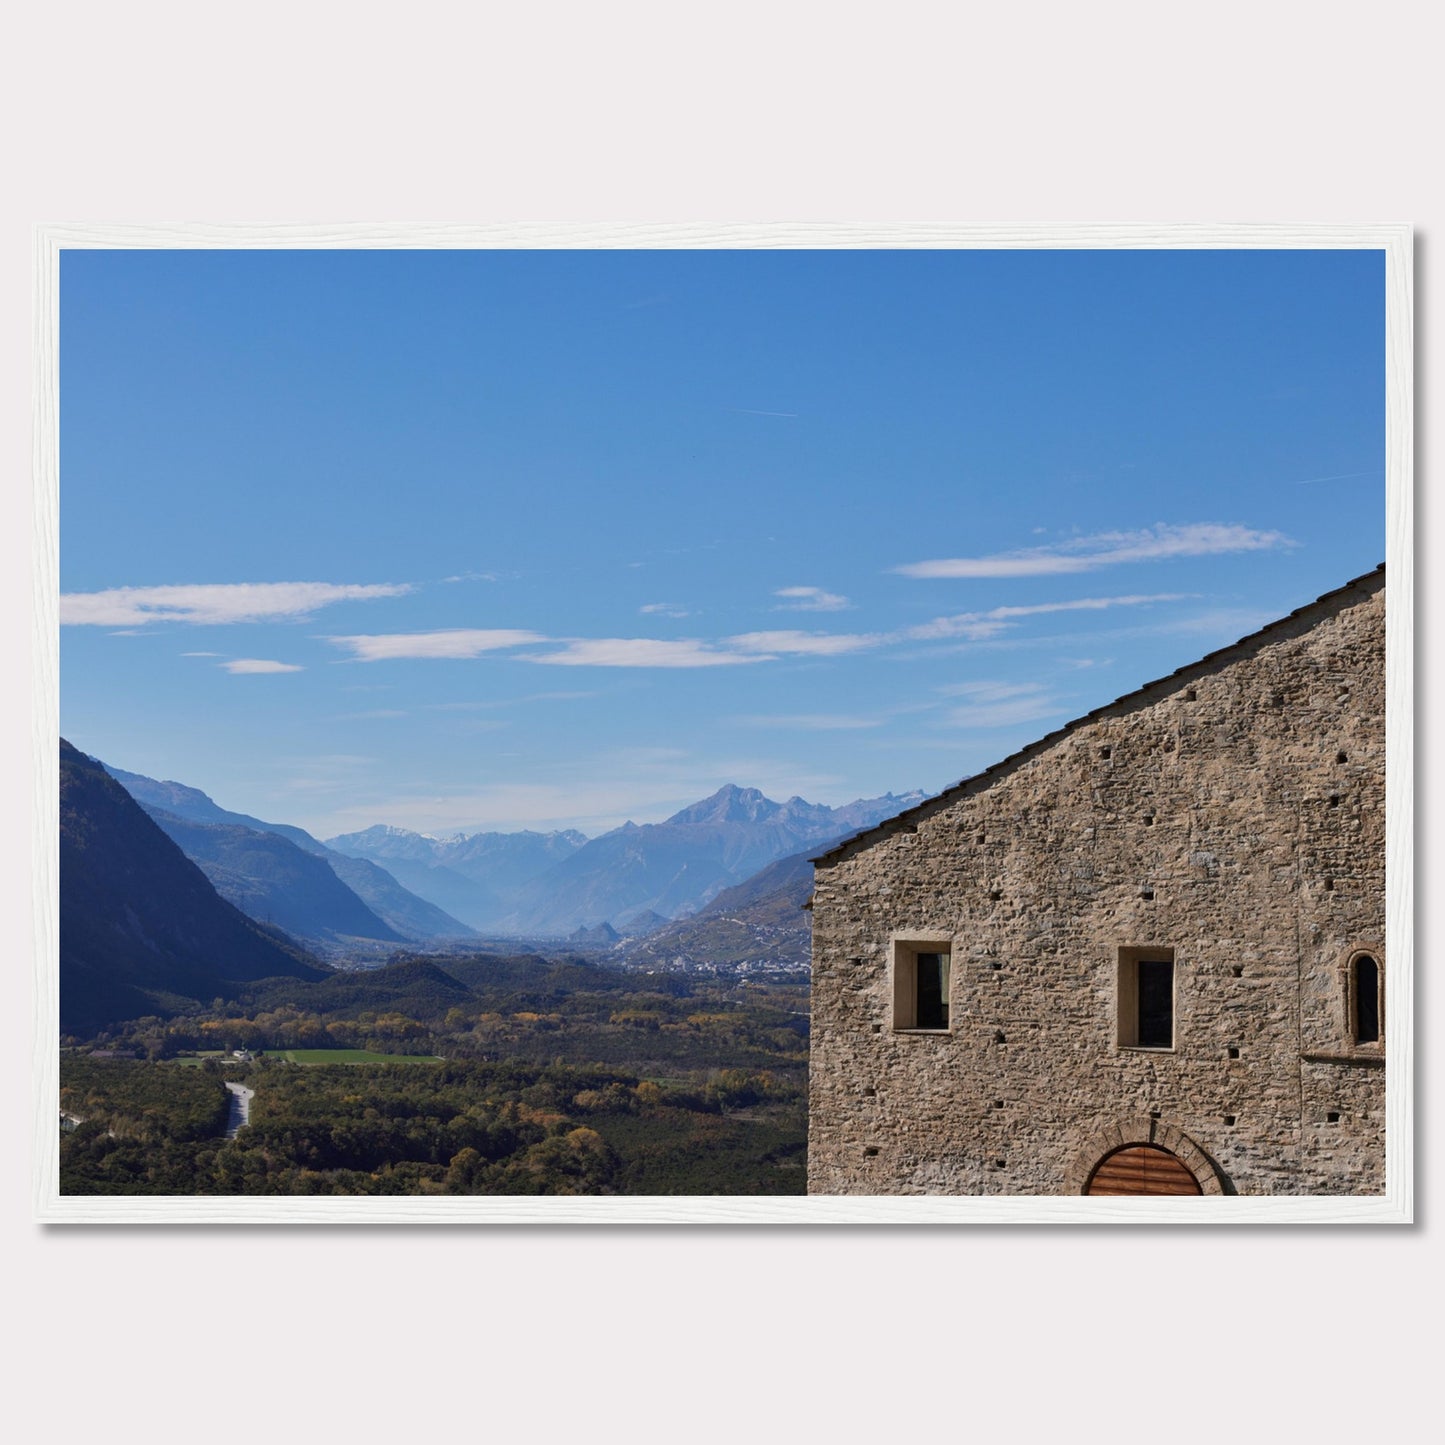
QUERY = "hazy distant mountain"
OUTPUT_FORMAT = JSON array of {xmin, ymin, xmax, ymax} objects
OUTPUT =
[
  {"xmin": 145, "ymin": 809, "xmax": 406, "ymax": 947},
  {"xmin": 96, "ymin": 765, "xmax": 926, "ymax": 950},
  {"xmin": 614, "ymin": 844, "xmax": 819, "ymax": 973},
  {"xmin": 60, "ymin": 741, "xmax": 327, "ymax": 1033},
  {"xmin": 569, "ymin": 920, "xmax": 621, "ymax": 947},
  {"xmin": 615, "ymin": 908, "xmax": 669, "ymax": 937},
  {"xmin": 107, "ymin": 766, "xmax": 475, "ymax": 942},
  {"xmin": 324, "ymin": 824, "xmax": 588, "ymax": 930},
  {"xmin": 498, "ymin": 785, "xmax": 927, "ymax": 935}
]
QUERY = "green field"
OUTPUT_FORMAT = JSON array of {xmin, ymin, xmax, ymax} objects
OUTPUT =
[{"xmin": 265, "ymin": 1048, "xmax": 442, "ymax": 1065}]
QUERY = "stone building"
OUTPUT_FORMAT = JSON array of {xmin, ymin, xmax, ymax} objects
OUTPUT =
[{"xmin": 807, "ymin": 567, "xmax": 1386, "ymax": 1196}]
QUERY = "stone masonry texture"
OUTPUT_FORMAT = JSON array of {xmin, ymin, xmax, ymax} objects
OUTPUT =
[{"xmin": 807, "ymin": 569, "xmax": 1386, "ymax": 1196}]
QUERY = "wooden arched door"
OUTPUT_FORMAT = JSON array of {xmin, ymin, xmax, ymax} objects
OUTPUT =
[{"xmin": 1084, "ymin": 1144, "xmax": 1203, "ymax": 1196}]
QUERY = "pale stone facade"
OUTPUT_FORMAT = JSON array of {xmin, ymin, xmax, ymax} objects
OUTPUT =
[{"xmin": 808, "ymin": 568, "xmax": 1386, "ymax": 1196}]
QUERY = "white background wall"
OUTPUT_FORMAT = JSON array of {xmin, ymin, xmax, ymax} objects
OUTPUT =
[{"xmin": 2, "ymin": 6, "xmax": 1436, "ymax": 1439}]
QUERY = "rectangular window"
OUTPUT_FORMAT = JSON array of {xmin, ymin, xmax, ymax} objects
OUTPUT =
[
  {"xmin": 892, "ymin": 941, "xmax": 952, "ymax": 1031},
  {"xmin": 915, "ymin": 952, "xmax": 949, "ymax": 1030},
  {"xmin": 1136, "ymin": 959, "xmax": 1174, "ymax": 1047},
  {"xmin": 1117, "ymin": 947, "xmax": 1175, "ymax": 1049}
]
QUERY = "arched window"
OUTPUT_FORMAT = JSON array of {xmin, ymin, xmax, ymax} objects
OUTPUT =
[{"xmin": 1351, "ymin": 953, "xmax": 1382, "ymax": 1045}]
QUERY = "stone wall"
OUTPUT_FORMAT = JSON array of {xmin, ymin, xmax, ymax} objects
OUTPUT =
[{"xmin": 807, "ymin": 571, "xmax": 1386, "ymax": 1196}]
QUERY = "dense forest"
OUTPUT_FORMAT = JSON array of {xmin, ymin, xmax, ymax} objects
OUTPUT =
[{"xmin": 60, "ymin": 952, "xmax": 809, "ymax": 1195}]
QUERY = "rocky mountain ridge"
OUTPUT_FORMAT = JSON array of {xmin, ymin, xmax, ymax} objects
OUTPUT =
[
  {"xmin": 328, "ymin": 783, "xmax": 925, "ymax": 936},
  {"xmin": 106, "ymin": 765, "xmax": 476, "ymax": 945}
]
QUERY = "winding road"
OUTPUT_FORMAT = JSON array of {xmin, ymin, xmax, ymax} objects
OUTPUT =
[{"xmin": 223, "ymin": 1081, "xmax": 254, "ymax": 1138}]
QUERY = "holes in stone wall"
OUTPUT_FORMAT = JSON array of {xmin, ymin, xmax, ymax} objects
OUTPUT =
[
  {"xmin": 864, "ymin": 1146, "xmax": 879, "ymax": 1156},
  {"xmin": 1143, "ymin": 815, "xmax": 1155, "ymax": 826},
  {"xmin": 992, "ymin": 1099, "xmax": 1004, "ymax": 1110},
  {"xmin": 1185, "ymin": 688, "xmax": 1197, "ymax": 701},
  {"xmin": 1232, "ymin": 966, "xmax": 1244, "ymax": 978},
  {"xmin": 1223, "ymin": 1115, "xmax": 1236, "ymax": 1127},
  {"xmin": 1324, "ymin": 878, "xmax": 1335, "ymax": 891},
  {"xmin": 1337, "ymin": 751, "xmax": 1349, "ymax": 764},
  {"xmin": 1329, "ymin": 794, "xmax": 1341, "ymax": 808},
  {"xmin": 1140, "ymin": 888, "xmax": 1155, "ymax": 901},
  {"xmin": 993, "ymin": 1030, "xmax": 1007, "ymax": 1045},
  {"xmin": 862, "ymin": 1087, "xmax": 876, "ymax": 1098},
  {"xmin": 1326, "ymin": 1112, "xmax": 1341, "ymax": 1125},
  {"xmin": 1099, "ymin": 746, "xmax": 1112, "ymax": 760},
  {"xmin": 1227, "ymin": 1047, "xmax": 1240, "ymax": 1059}
]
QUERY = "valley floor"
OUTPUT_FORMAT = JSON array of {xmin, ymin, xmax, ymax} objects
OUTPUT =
[{"xmin": 59, "ymin": 955, "xmax": 809, "ymax": 1196}]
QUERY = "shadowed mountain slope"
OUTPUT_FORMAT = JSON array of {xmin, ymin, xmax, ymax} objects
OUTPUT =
[
  {"xmin": 145, "ymin": 809, "xmax": 406, "ymax": 946},
  {"xmin": 107, "ymin": 765, "xmax": 475, "ymax": 941},
  {"xmin": 60, "ymin": 740, "xmax": 328, "ymax": 1033}
]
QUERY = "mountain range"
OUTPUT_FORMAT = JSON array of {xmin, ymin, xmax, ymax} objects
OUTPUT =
[
  {"xmin": 323, "ymin": 824, "xmax": 587, "ymax": 930},
  {"xmin": 107, "ymin": 765, "xmax": 476, "ymax": 948},
  {"xmin": 98, "ymin": 756, "xmax": 923, "ymax": 948},
  {"xmin": 62, "ymin": 739, "xmax": 929, "ymax": 1027},
  {"xmin": 325, "ymin": 784, "xmax": 926, "ymax": 935}
]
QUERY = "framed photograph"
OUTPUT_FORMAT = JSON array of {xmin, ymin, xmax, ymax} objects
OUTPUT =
[{"xmin": 35, "ymin": 224, "xmax": 1412, "ymax": 1222}]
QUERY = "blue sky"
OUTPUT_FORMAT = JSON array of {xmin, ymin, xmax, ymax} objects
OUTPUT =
[{"xmin": 59, "ymin": 247, "xmax": 1385, "ymax": 839}]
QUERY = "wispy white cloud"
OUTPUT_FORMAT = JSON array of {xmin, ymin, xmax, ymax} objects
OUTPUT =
[
  {"xmin": 981, "ymin": 592, "xmax": 1187, "ymax": 619},
  {"xmin": 327, "ymin": 629, "xmax": 545, "ymax": 661},
  {"xmin": 726, "ymin": 629, "xmax": 881, "ymax": 656},
  {"xmin": 221, "ymin": 658, "xmax": 304, "ymax": 675},
  {"xmin": 1293, "ymin": 470, "xmax": 1376, "ymax": 486},
  {"xmin": 728, "ymin": 407, "xmax": 798, "ymax": 418},
  {"xmin": 895, "ymin": 524, "xmax": 1294, "ymax": 579},
  {"xmin": 900, "ymin": 616, "xmax": 1010, "ymax": 643},
  {"xmin": 61, "ymin": 581, "xmax": 411, "ymax": 627},
  {"xmin": 525, "ymin": 638, "xmax": 769, "ymax": 668},
  {"xmin": 181, "ymin": 651, "xmax": 222, "ymax": 658},
  {"xmin": 732, "ymin": 594, "xmax": 1178, "ymax": 658},
  {"xmin": 640, "ymin": 602, "xmax": 692, "ymax": 618},
  {"xmin": 733, "ymin": 713, "xmax": 884, "ymax": 730},
  {"xmin": 425, "ymin": 691, "xmax": 597, "ymax": 711},
  {"xmin": 773, "ymin": 586, "xmax": 850, "ymax": 612},
  {"xmin": 442, "ymin": 571, "xmax": 501, "ymax": 584},
  {"xmin": 938, "ymin": 680, "xmax": 1066, "ymax": 728},
  {"xmin": 321, "ymin": 594, "xmax": 1181, "ymax": 673},
  {"xmin": 1148, "ymin": 607, "xmax": 1279, "ymax": 638}
]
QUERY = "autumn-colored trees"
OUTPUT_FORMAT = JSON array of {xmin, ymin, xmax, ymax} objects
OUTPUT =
[{"xmin": 60, "ymin": 964, "xmax": 809, "ymax": 1196}]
